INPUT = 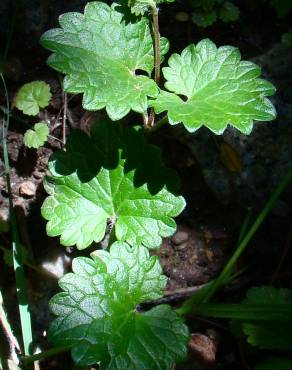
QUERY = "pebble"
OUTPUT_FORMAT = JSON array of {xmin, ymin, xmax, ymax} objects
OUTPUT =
[
  {"xmin": 171, "ymin": 230, "xmax": 189, "ymax": 245},
  {"xmin": 19, "ymin": 181, "xmax": 36, "ymax": 197},
  {"xmin": 175, "ymin": 242, "xmax": 188, "ymax": 251}
]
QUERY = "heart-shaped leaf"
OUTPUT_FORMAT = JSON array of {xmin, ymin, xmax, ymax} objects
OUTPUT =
[
  {"xmin": 40, "ymin": 1, "xmax": 169, "ymax": 120},
  {"xmin": 41, "ymin": 120, "xmax": 185, "ymax": 249},
  {"xmin": 48, "ymin": 242, "xmax": 189, "ymax": 368},
  {"xmin": 151, "ymin": 39, "xmax": 276, "ymax": 134}
]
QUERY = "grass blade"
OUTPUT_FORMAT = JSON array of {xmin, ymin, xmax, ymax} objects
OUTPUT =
[
  {"xmin": 201, "ymin": 168, "xmax": 292, "ymax": 304},
  {"xmin": 194, "ymin": 303, "xmax": 292, "ymax": 321},
  {"xmin": 1, "ymin": 73, "xmax": 33, "ymax": 356}
]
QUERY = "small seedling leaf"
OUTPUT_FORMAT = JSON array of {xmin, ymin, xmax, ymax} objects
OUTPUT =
[
  {"xmin": 41, "ymin": 119, "xmax": 185, "ymax": 249},
  {"xmin": 23, "ymin": 123, "xmax": 49, "ymax": 149},
  {"xmin": 48, "ymin": 242, "xmax": 189, "ymax": 367},
  {"xmin": 40, "ymin": 2, "xmax": 169, "ymax": 120},
  {"xmin": 15, "ymin": 81, "xmax": 51, "ymax": 116},
  {"xmin": 151, "ymin": 39, "xmax": 276, "ymax": 134}
]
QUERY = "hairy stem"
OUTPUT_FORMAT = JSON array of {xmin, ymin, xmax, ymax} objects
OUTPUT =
[
  {"xmin": 147, "ymin": 6, "xmax": 161, "ymax": 128},
  {"xmin": 151, "ymin": 6, "xmax": 161, "ymax": 86}
]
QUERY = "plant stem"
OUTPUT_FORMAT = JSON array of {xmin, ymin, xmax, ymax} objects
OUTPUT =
[
  {"xmin": 0, "ymin": 289, "xmax": 20, "ymax": 361},
  {"xmin": 151, "ymin": 6, "xmax": 160, "ymax": 86},
  {"xmin": 237, "ymin": 207, "xmax": 253, "ymax": 245},
  {"xmin": 147, "ymin": 6, "xmax": 161, "ymax": 128},
  {"xmin": 22, "ymin": 346, "xmax": 70, "ymax": 366},
  {"xmin": 62, "ymin": 91, "xmax": 67, "ymax": 146},
  {"xmin": 108, "ymin": 223, "xmax": 116, "ymax": 248},
  {"xmin": 48, "ymin": 134, "xmax": 64, "ymax": 145},
  {"xmin": 201, "ymin": 167, "xmax": 292, "ymax": 304},
  {"xmin": 1, "ymin": 73, "xmax": 33, "ymax": 356},
  {"xmin": 150, "ymin": 115, "xmax": 168, "ymax": 133}
]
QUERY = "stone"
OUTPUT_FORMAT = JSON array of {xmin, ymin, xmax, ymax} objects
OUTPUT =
[{"xmin": 19, "ymin": 181, "xmax": 36, "ymax": 197}]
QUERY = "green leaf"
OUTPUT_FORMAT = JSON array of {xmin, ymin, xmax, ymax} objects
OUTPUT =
[
  {"xmin": 218, "ymin": 2, "xmax": 240, "ymax": 22},
  {"xmin": 269, "ymin": 0, "xmax": 292, "ymax": 17},
  {"xmin": 151, "ymin": 39, "xmax": 276, "ymax": 134},
  {"xmin": 3, "ymin": 248, "xmax": 13, "ymax": 267},
  {"xmin": 243, "ymin": 321, "xmax": 292, "ymax": 349},
  {"xmin": 0, "ymin": 218, "xmax": 9, "ymax": 234},
  {"xmin": 243, "ymin": 286, "xmax": 292, "ymax": 305},
  {"xmin": 254, "ymin": 357, "xmax": 292, "ymax": 370},
  {"xmin": 15, "ymin": 81, "xmax": 51, "ymax": 116},
  {"xmin": 192, "ymin": 10, "xmax": 217, "ymax": 27},
  {"xmin": 23, "ymin": 122, "xmax": 49, "ymax": 149},
  {"xmin": 128, "ymin": 0, "xmax": 174, "ymax": 16},
  {"xmin": 239, "ymin": 286, "xmax": 292, "ymax": 349},
  {"xmin": 2, "ymin": 246, "xmax": 28, "ymax": 267},
  {"xmin": 41, "ymin": 119, "xmax": 185, "ymax": 249},
  {"xmin": 282, "ymin": 29, "xmax": 292, "ymax": 45},
  {"xmin": 48, "ymin": 242, "xmax": 189, "ymax": 367},
  {"xmin": 40, "ymin": 2, "xmax": 169, "ymax": 120}
]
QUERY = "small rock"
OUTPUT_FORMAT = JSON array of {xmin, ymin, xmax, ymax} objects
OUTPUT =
[
  {"xmin": 188, "ymin": 333, "xmax": 217, "ymax": 370},
  {"xmin": 171, "ymin": 231, "xmax": 189, "ymax": 245},
  {"xmin": 175, "ymin": 242, "xmax": 188, "ymax": 251},
  {"xmin": 33, "ymin": 171, "xmax": 43, "ymax": 180},
  {"xmin": 19, "ymin": 181, "xmax": 36, "ymax": 197}
]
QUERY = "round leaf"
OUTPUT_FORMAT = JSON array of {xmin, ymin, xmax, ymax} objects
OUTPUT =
[
  {"xmin": 15, "ymin": 81, "xmax": 51, "ymax": 116},
  {"xmin": 23, "ymin": 123, "xmax": 49, "ymax": 149}
]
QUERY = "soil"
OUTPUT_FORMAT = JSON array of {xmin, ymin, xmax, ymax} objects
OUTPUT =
[{"xmin": 0, "ymin": 1, "xmax": 292, "ymax": 370}]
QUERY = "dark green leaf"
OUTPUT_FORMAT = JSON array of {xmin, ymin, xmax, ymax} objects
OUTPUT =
[
  {"xmin": 48, "ymin": 242, "xmax": 189, "ymax": 367},
  {"xmin": 41, "ymin": 120, "xmax": 185, "ymax": 249}
]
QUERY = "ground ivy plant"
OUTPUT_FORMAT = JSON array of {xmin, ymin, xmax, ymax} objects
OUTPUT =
[{"xmin": 39, "ymin": 1, "xmax": 276, "ymax": 368}]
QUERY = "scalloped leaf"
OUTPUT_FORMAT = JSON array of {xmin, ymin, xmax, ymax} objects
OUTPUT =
[
  {"xmin": 238, "ymin": 286, "xmax": 292, "ymax": 350},
  {"xmin": 48, "ymin": 242, "xmax": 189, "ymax": 367},
  {"xmin": 151, "ymin": 38, "xmax": 276, "ymax": 134},
  {"xmin": 128, "ymin": 0, "xmax": 174, "ymax": 16},
  {"xmin": 23, "ymin": 122, "xmax": 49, "ymax": 149},
  {"xmin": 40, "ymin": 1, "xmax": 169, "ymax": 120},
  {"xmin": 15, "ymin": 81, "xmax": 51, "ymax": 116},
  {"xmin": 41, "ymin": 119, "xmax": 185, "ymax": 249}
]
